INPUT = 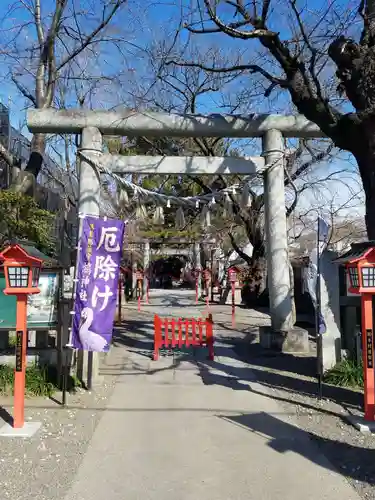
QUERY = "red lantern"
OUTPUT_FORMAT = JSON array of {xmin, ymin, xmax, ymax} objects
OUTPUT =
[
  {"xmin": 0, "ymin": 244, "xmax": 42, "ymax": 430},
  {"xmin": 0, "ymin": 244, "xmax": 42, "ymax": 296},
  {"xmin": 228, "ymin": 268, "xmax": 237, "ymax": 283}
]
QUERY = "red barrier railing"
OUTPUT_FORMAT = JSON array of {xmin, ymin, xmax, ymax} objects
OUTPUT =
[{"xmin": 153, "ymin": 314, "xmax": 214, "ymax": 361}]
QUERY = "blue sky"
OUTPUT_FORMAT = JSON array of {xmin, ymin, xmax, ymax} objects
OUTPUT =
[{"xmin": 0, "ymin": 0, "xmax": 364, "ymax": 218}]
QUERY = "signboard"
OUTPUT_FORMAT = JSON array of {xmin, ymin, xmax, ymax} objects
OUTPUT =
[
  {"xmin": 27, "ymin": 273, "xmax": 59, "ymax": 325},
  {"xmin": 0, "ymin": 272, "xmax": 60, "ymax": 329},
  {"xmin": 366, "ymin": 329, "xmax": 373, "ymax": 369},
  {"xmin": 15, "ymin": 330, "xmax": 23, "ymax": 372},
  {"xmin": 63, "ymin": 266, "xmax": 75, "ymax": 299}
]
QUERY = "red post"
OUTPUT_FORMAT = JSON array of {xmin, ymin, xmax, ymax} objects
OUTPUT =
[
  {"xmin": 206, "ymin": 313, "xmax": 214, "ymax": 361},
  {"xmin": 14, "ymin": 295, "xmax": 27, "ymax": 428},
  {"xmin": 191, "ymin": 319, "xmax": 197, "ymax": 344},
  {"xmin": 361, "ymin": 294, "xmax": 375, "ymax": 421},
  {"xmin": 153, "ymin": 315, "xmax": 161, "ymax": 360},
  {"xmin": 198, "ymin": 318, "xmax": 203, "ymax": 345},
  {"xmin": 138, "ymin": 294, "xmax": 141, "ymax": 312},
  {"xmin": 178, "ymin": 318, "xmax": 183, "ymax": 348},
  {"xmin": 185, "ymin": 319, "xmax": 190, "ymax": 347},
  {"xmin": 171, "ymin": 319, "xmax": 176, "ymax": 347},
  {"xmin": 164, "ymin": 319, "xmax": 169, "ymax": 348},
  {"xmin": 231, "ymin": 282, "xmax": 235, "ymax": 327}
]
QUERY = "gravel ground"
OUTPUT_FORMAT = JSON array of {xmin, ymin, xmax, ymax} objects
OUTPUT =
[
  {"xmin": 0, "ymin": 346, "xmax": 124, "ymax": 500},
  {"xmin": 227, "ymin": 330, "xmax": 375, "ymax": 500}
]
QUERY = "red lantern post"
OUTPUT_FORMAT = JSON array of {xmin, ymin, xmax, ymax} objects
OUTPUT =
[
  {"xmin": 336, "ymin": 242, "xmax": 375, "ymax": 422},
  {"xmin": 0, "ymin": 244, "xmax": 42, "ymax": 429},
  {"xmin": 228, "ymin": 267, "xmax": 237, "ymax": 327}
]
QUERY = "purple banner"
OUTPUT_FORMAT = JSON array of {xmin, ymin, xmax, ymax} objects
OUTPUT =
[{"xmin": 72, "ymin": 216, "xmax": 125, "ymax": 351}]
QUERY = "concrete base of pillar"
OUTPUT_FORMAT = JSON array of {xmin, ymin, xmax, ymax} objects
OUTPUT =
[
  {"xmin": 259, "ymin": 326, "xmax": 309, "ymax": 353},
  {"xmin": 0, "ymin": 421, "xmax": 42, "ymax": 437},
  {"xmin": 77, "ymin": 350, "xmax": 104, "ymax": 389}
]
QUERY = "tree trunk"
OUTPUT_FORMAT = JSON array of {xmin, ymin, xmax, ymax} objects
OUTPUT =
[
  {"xmin": 241, "ymin": 255, "xmax": 268, "ymax": 306},
  {"xmin": 11, "ymin": 133, "xmax": 45, "ymax": 196},
  {"xmin": 353, "ymin": 129, "xmax": 375, "ymax": 240}
]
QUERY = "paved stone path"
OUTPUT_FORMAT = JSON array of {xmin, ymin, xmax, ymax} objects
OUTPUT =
[{"xmin": 63, "ymin": 290, "xmax": 360, "ymax": 500}]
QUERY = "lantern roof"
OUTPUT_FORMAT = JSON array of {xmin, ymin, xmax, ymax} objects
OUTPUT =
[
  {"xmin": 0, "ymin": 240, "xmax": 61, "ymax": 268},
  {"xmin": 334, "ymin": 241, "xmax": 375, "ymax": 265}
]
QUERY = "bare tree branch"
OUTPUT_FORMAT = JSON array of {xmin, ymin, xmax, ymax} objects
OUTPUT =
[{"xmin": 56, "ymin": 1, "xmax": 126, "ymax": 72}]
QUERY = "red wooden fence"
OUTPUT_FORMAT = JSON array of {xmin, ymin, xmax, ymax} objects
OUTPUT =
[{"xmin": 153, "ymin": 314, "xmax": 214, "ymax": 361}]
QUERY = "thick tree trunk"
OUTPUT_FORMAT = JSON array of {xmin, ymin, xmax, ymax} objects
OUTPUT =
[
  {"xmin": 243, "ymin": 255, "xmax": 267, "ymax": 303},
  {"xmin": 364, "ymin": 186, "xmax": 375, "ymax": 241},
  {"xmin": 11, "ymin": 133, "xmax": 45, "ymax": 196},
  {"xmin": 353, "ymin": 130, "xmax": 375, "ymax": 240}
]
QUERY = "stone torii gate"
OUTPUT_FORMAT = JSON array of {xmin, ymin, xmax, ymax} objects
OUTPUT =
[
  {"xmin": 129, "ymin": 237, "xmax": 216, "ymax": 297},
  {"xmin": 27, "ymin": 109, "xmax": 323, "ymax": 383}
]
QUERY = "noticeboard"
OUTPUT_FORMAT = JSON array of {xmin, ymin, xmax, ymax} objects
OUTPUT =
[{"xmin": 0, "ymin": 271, "xmax": 60, "ymax": 329}]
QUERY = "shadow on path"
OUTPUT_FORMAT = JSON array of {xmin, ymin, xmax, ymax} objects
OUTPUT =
[{"xmin": 220, "ymin": 411, "xmax": 375, "ymax": 486}]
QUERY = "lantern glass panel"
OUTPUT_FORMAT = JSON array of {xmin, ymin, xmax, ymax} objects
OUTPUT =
[
  {"xmin": 361, "ymin": 266, "xmax": 375, "ymax": 288},
  {"xmin": 7, "ymin": 266, "xmax": 30, "ymax": 288},
  {"xmin": 32, "ymin": 266, "xmax": 40, "ymax": 287},
  {"xmin": 348, "ymin": 267, "xmax": 359, "ymax": 288}
]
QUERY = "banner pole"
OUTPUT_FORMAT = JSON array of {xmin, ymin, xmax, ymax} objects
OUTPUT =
[
  {"xmin": 67, "ymin": 212, "xmax": 86, "ymax": 347},
  {"xmin": 316, "ymin": 217, "xmax": 323, "ymax": 400}
]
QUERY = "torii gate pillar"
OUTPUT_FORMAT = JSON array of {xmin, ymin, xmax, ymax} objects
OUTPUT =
[
  {"xmin": 77, "ymin": 127, "xmax": 102, "ymax": 388},
  {"xmin": 263, "ymin": 129, "xmax": 292, "ymax": 332}
]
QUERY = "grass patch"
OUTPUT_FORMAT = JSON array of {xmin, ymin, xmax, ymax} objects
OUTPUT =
[
  {"xmin": 0, "ymin": 364, "xmax": 82, "ymax": 397},
  {"xmin": 324, "ymin": 357, "xmax": 363, "ymax": 388}
]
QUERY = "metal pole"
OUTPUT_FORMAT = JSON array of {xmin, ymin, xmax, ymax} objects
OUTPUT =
[
  {"xmin": 118, "ymin": 275, "xmax": 122, "ymax": 323},
  {"xmin": 62, "ymin": 348, "xmax": 68, "ymax": 407}
]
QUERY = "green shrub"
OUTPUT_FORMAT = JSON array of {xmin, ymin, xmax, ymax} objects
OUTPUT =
[
  {"xmin": 324, "ymin": 358, "xmax": 363, "ymax": 388},
  {"xmin": 8, "ymin": 334, "xmax": 16, "ymax": 348},
  {"xmin": 0, "ymin": 363, "xmax": 83, "ymax": 397},
  {"xmin": 0, "ymin": 364, "xmax": 55, "ymax": 397},
  {"xmin": 0, "ymin": 364, "xmax": 14, "ymax": 394},
  {"xmin": 25, "ymin": 364, "xmax": 55, "ymax": 397}
]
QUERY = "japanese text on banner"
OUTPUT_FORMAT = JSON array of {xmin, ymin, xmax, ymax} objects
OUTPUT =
[{"xmin": 72, "ymin": 217, "xmax": 125, "ymax": 352}]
